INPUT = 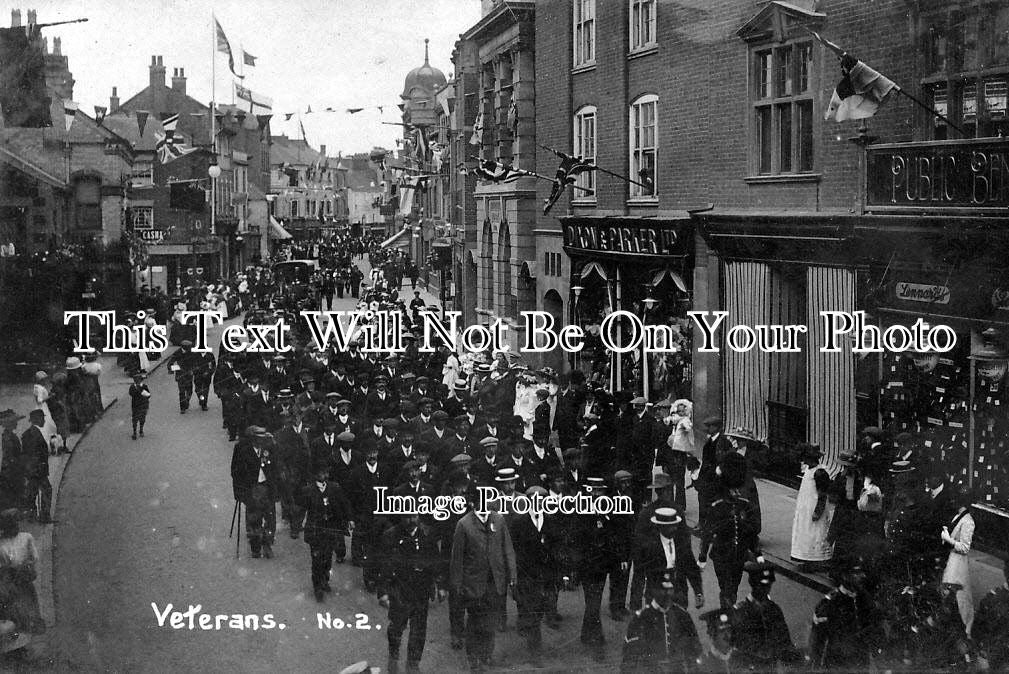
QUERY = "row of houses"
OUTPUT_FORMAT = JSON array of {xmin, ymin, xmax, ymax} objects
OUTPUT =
[{"xmin": 381, "ymin": 0, "xmax": 1009, "ymax": 534}]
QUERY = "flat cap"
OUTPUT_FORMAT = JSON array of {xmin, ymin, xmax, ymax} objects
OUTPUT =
[
  {"xmin": 450, "ymin": 453, "xmax": 472, "ymax": 465},
  {"xmin": 479, "ymin": 436, "xmax": 499, "ymax": 447},
  {"xmin": 337, "ymin": 431, "xmax": 356, "ymax": 443}
]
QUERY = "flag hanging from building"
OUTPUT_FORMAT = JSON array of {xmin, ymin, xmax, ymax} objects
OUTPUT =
[
  {"xmin": 155, "ymin": 132, "xmax": 197, "ymax": 163},
  {"xmin": 0, "ymin": 25, "xmax": 51, "ymax": 127},
  {"xmin": 507, "ymin": 98, "xmax": 518, "ymax": 134},
  {"xmin": 94, "ymin": 105, "xmax": 107, "ymax": 125},
  {"xmin": 824, "ymin": 53, "xmax": 899, "ymax": 121},
  {"xmin": 169, "ymin": 180, "xmax": 206, "ymax": 212},
  {"xmin": 284, "ymin": 113, "xmax": 294, "ymax": 121},
  {"xmin": 242, "ymin": 49, "xmax": 257, "ymax": 67},
  {"xmin": 543, "ymin": 151, "xmax": 596, "ymax": 215},
  {"xmin": 469, "ymin": 108, "xmax": 484, "ymax": 146},
  {"xmin": 63, "ymin": 100, "xmax": 78, "ymax": 132},
  {"xmin": 160, "ymin": 112, "xmax": 179, "ymax": 141},
  {"xmin": 214, "ymin": 16, "xmax": 242, "ymax": 79},
  {"xmin": 414, "ymin": 127, "xmax": 429, "ymax": 162},
  {"xmin": 475, "ymin": 158, "xmax": 533, "ymax": 184}
]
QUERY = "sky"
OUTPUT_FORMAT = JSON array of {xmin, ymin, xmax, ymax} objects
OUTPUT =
[{"xmin": 19, "ymin": 0, "xmax": 482, "ymax": 154}]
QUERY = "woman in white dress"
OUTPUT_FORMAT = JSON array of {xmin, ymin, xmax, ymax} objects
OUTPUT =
[
  {"xmin": 941, "ymin": 486, "xmax": 976, "ymax": 634},
  {"xmin": 441, "ymin": 347, "xmax": 461, "ymax": 389},
  {"xmin": 790, "ymin": 443, "xmax": 835, "ymax": 571},
  {"xmin": 31, "ymin": 372, "xmax": 58, "ymax": 452}
]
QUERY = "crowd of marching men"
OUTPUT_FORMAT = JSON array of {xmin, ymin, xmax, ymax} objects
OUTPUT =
[{"xmin": 137, "ymin": 241, "xmax": 1009, "ymax": 673}]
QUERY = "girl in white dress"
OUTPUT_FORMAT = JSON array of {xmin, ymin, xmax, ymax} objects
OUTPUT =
[
  {"xmin": 790, "ymin": 443, "xmax": 835, "ymax": 570},
  {"xmin": 942, "ymin": 487, "xmax": 976, "ymax": 634}
]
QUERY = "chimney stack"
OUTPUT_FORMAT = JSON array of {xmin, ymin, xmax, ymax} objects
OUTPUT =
[
  {"xmin": 171, "ymin": 67, "xmax": 187, "ymax": 96},
  {"xmin": 11, "ymin": 10, "xmax": 20, "ymax": 27},
  {"xmin": 150, "ymin": 55, "xmax": 165, "ymax": 89},
  {"xmin": 26, "ymin": 9, "xmax": 35, "ymax": 26},
  {"xmin": 110, "ymin": 87, "xmax": 120, "ymax": 113},
  {"xmin": 53, "ymin": 36, "xmax": 61, "ymax": 56},
  {"xmin": 320, "ymin": 144, "xmax": 326, "ymax": 157}
]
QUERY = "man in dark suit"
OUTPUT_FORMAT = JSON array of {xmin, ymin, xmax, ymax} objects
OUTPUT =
[
  {"xmin": 532, "ymin": 389, "xmax": 552, "ymax": 443},
  {"xmin": 231, "ymin": 426, "xmax": 281, "ymax": 558},
  {"xmin": 298, "ymin": 462, "xmax": 352, "ymax": 601},
  {"xmin": 366, "ymin": 375, "xmax": 398, "ymax": 423},
  {"xmin": 166, "ymin": 340, "xmax": 201, "ymax": 413},
  {"xmin": 525, "ymin": 435, "xmax": 561, "ymax": 489},
  {"xmin": 378, "ymin": 512, "xmax": 443, "ymax": 674},
  {"xmin": 310, "ymin": 417, "xmax": 340, "ymax": 475},
  {"xmin": 240, "ymin": 373, "xmax": 272, "ymax": 432},
  {"xmin": 575, "ymin": 477, "xmax": 623, "ymax": 661},
  {"xmin": 193, "ymin": 349, "xmax": 217, "ymax": 411},
  {"xmin": 450, "ymin": 497, "xmax": 516, "ymax": 672},
  {"xmin": 21, "ymin": 409, "xmax": 51, "ymax": 522},
  {"xmin": 626, "ymin": 397, "xmax": 660, "ymax": 502},
  {"xmin": 274, "ymin": 411, "xmax": 311, "ymax": 538},
  {"xmin": 469, "ymin": 436, "xmax": 500, "ymax": 488},
  {"xmin": 632, "ymin": 507, "xmax": 704, "ymax": 612},
  {"xmin": 0, "ymin": 410, "xmax": 25, "ymax": 511},
  {"xmin": 696, "ymin": 416, "xmax": 732, "ymax": 528},
  {"xmin": 347, "ymin": 444, "xmax": 388, "ymax": 589},
  {"xmin": 420, "ymin": 410, "xmax": 453, "ymax": 469},
  {"xmin": 508, "ymin": 485, "xmax": 561, "ymax": 658},
  {"xmin": 553, "ymin": 373, "xmax": 584, "ymax": 451}
]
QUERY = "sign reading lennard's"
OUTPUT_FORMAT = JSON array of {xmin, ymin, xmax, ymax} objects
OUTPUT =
[
  {"xmin": 895, "ymin": 282, "xmax": 950, "ymax": 304},
  {"xmin": 867, "ymin": 139, "xmax": 1009, "ymax": 210},
  {"xmin": 561, "ymin": 218, "xmax": 690, "ymax": 257}
]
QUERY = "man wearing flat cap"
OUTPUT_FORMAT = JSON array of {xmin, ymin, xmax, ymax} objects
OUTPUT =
[
  {"xmin": 420, "ymin": 410, "xmax": 452, "ymax": 469},
  {"xmin": 732, "ymin": 560, "xmax": 799, "ymax": 669},
  {"xmin": 366, "ymin": 375, "xmax": 398, "ymax": 422},
  {"xmin": 231, "ymin": 426, "xmax": 281, "ymax": 558},
  {"xmin": 240, "ymin": 372, "xmax": 272, "ymax": 434},
  {"xmin": 298, "ymin": 462, "xmax": 352, "ymax": 601},
  {"xmin": 470, "ymin": 437, "xmax": 501, "ymax": 489},
  {"xmin": 347, "ymin": 443, "xmax": 389, "ymax": 589},
  {"xmin": 621, "ymin": 566, "xmax": 702, "ymax": 673}
]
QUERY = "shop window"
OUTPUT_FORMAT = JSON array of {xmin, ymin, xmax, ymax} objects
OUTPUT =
[
  {"xmin": 629, "ymin": 0, "xmax": 656, "ymax": 52},
  {"xmin": 752, "ymin": 42, "xmax": 813, "ymax": 174},
  {"xmin": 573, "ymin": 0, "xmax": 596, "ymax": 68},
  {"xmin": 922, "ymin": 5, "xmax": 1009, "ymax": 138},
  {"xmin": 629, "ymin": 95, "xmax": 657, "ymax": 198},
  {"xmin": 573, "ymin": 106, "xmax": 596, "ymax": 199}
]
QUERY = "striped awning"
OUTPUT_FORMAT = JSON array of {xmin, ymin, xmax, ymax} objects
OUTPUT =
[
  {"xmin": 380, "ymin": 227, "xmax": 410, "ymax": 249},
  {"xmin": 268, "ymin": 216, "xmax": 293, "ymax": 240}
]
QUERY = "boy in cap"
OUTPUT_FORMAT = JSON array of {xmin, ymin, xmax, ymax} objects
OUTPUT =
[
  {"xmin": 128, "ymin": 370, "xmax": 152, "ymax": 440},
  {"xmin": 621, "ymin": 567, "xmax": 702, "ymax": 672}
]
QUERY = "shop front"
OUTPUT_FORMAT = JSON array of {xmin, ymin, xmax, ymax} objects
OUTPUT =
[{"xmin": 560, "ymin": 215, "xmax": 694, "ymax": 401}]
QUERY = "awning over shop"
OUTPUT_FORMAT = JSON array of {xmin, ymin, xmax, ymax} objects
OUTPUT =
[
  {"xmin": 269, "ymin": 216, "xmax": 293, "ymax": 240},
  {"xmin": 380, "ymin": 226, "xmax": 410, "ymax": 249}
]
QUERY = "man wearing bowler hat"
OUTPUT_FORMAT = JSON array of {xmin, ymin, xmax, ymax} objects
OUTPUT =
[
  {"xmin": 166, "ymin": 339, "xmax": 201, "ymax": 414},
  {"xmin": 621, "ymin": 567, "xmax": 702, "ymax": 673},
  {"xmin": 696, "ymin": 415, "xmax": 732, "ymax": 528},
  {"xmin": 21, "ymin": 409, "xmax": 52, "ymax": 522},
  {"xmin": 231, "ymin": 426, "xmax": 281, "ymax": 558}
]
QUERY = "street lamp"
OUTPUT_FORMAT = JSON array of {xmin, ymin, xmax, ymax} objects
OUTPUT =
[
  {"xmin": 640, "ymin": 287, "xmax": 659, "ymax": 400},
  {"xmin": 208, "ymin": 162, "xmax": 221, "ymax": 275}
]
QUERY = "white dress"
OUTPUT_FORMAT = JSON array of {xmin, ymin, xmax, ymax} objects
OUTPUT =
[
  {"xmin": 790, "ymin": 465, "xmax": 835, "ymax": 562},
  {"xmin": 942, "ymin": 510, "xmax": 975, "ymax": 634},
  {"xmin": 32, "ymin": 384, "xmax": 58, "ymax": 442},
  {"xmin": 441, "ymin": 353, "xmax": 461, "ymax": 389}
]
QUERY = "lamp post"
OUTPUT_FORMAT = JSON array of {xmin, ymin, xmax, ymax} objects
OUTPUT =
[
  {"xmin": 641, "ymin": 287, "xmax": 659, "ymax": 401},
  {"xmin": 570, "ymin": 284, "xmax": 584, "ymax": 372},
  {"xmin": 209, "ymin": 162, "xmax": 221, "ymax": 278}
]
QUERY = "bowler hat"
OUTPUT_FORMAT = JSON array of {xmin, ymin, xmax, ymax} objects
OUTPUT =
[
  {"xmin": 450, "ymin": 453, "xmax": 472, "ymax": 465},
  {"xmin": 0, "ymin": 410, "xmax": 24, "ymax": 423},
  {"xmin": 614, "ymin": 470, "xmax": 633, "ymax": 481},
  {"xmin": 432, "ymin": 410, "xmax": 449, "ymax": 421}
]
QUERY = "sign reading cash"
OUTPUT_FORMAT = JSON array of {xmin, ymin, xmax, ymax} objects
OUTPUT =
[
  {"xmin": 561, "ymin": 218, "xmax": 691, "ymax": 257},
  {"xmin": 867, "ymin": 139, "xmax": 1009, "ymax": 211}
]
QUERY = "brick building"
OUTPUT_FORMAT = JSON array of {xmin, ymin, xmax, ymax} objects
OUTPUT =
[
  {"xmin": 534, "ymin": 0, "xmax": 1009, "ymax": 534},
  {"xmin": 268, "ymin": 136, "xmax": 347, "ymax": 244}
]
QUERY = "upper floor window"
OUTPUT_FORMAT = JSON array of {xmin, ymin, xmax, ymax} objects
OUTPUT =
[
  {"xmin": 132, "ymin": 206, "xmax": 154, "ymax": 230},
  {"xmin": 922, "ymin": 4, "xmax": 1009, "ymax": 139},
  {"xmin": 629, "ymin": 0, "xmax": 656, "ymax": 52},
  {"xmin": 290, "ymin": 200, "xmax": 299, "ymax": 218},
  {"xmin": 573, "ymin": 106, "xmax": 597, "ymax": 199},
  {"xmin": 752, "ymin": 41, "xmax": 813, "ymax": 175},
  {"xmin": 74, "ymin": 177, "xmax": 102, "ymax": 230},
  {"xmin": 629, "ymin": 95, "xmax": 657, "ymax": 198},
  {"xmin": 574, "ymin": 0, "xmax": 596, "ymax": 67}
]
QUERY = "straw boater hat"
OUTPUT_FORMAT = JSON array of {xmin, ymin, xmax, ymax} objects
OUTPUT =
[
  {"xmin": 65, "ymin": 357, "xmax": 82, "ymax": 370},
  {"xmin": 650, "ymin": 507, "xmax": 683, "ymax": 526},
  {"xmin": 725, "ymin": 427, "xmax": 756, "ymax": 443}
]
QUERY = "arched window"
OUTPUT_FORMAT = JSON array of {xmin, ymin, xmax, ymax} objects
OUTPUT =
[
  {"xmin": 497, "ymin": 219, "xmax": 513, "ymax": 317},
  {"xmin": 628, "ymin": 94, "xmax": 658, "ymax": 198},
  {"xmin": 480, "ymin": 216, "xmax": 494, "ymax": 311}
]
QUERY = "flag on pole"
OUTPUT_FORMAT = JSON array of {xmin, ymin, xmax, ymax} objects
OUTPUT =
[
  {"xmin": 284, "ymin": 113, "xmax": 294, "ymax": 121},
  {"xmin": 63, "ymin": 100, "xmax": 78, "ymax": 132},
  {"xmin": 804, "ymin": 29, "xmax": 900, "ymax": 122},
  {"xmin": 214, "ymin": 16, "xmax": 242, "ymax": 79},
  {"xmin": 469, "ymin": 108, "xmax": 484, "ymax": 146},
  {"xmin": 824, "ymin": 53, "xmax": 899, "ymax": 121},
  {"xmin": 155, "ymin": 132, "xmax": 197, "ymax": 163},
  {"xmin": 543, "ymin": 151, "xmax": 596, "ymax": 215},
  {"xmin": 242, "ymin": 50, "xmax": 257, "ymax": 67},
  {"xmin": 235, "ymin": 83, "xmax": 273, "ymax": 111},
  {"xmin": 414, "ymin": 127, "xmax": 429, "ymax": 161},
  {"xmin": 474, "ymin": 158, "xmax": 533, "ymax": 183}
]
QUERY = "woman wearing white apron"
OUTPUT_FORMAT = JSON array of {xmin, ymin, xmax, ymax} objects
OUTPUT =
[
  {"xmin": 32, "ymin": 372, "xmax": 59, "ymax": 452},
  {"xmin": 790, "ymin": 444, "xmax": 835, "ymax": 571},
  {"xmin": 941, "ymin": 486, "xmax": 976, "ymax": 634}
]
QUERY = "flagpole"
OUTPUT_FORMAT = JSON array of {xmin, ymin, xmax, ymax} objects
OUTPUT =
[
  {"xmin": 539, "ymin": 144, "xmax": 650, "ymax": 190},
  {"xmin": 895, "ymin": 89, "xmax": 967, "ymax": 136},
  {"xmin": 211, "ymin": 14, "xmax": 217, "ymax": 238}
]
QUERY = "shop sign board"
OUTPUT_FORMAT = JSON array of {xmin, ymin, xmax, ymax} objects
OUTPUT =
[
  {"xmin": 867, "ymin": 139, "xmax": 1009, "ymax": 212},
  {"xmin": 895, "ymin": 282, "xmax": 950, "ymax": 304},
  {"xmin": 561, "ymin": 218, "xmax": 692, "ymax": 258},
  {"xmin": 140, "ymin": 229, "xmax": 166, "ymax": 243}
]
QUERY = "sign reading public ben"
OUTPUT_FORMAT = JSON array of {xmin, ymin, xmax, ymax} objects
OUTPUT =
[
  {"xmin": 867, "ymin": 139, "xmax": 1009, "ymax": 211},
  {"xmin": 561, "ymin": 217, "xmax": 692, "ymax": 257}
]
